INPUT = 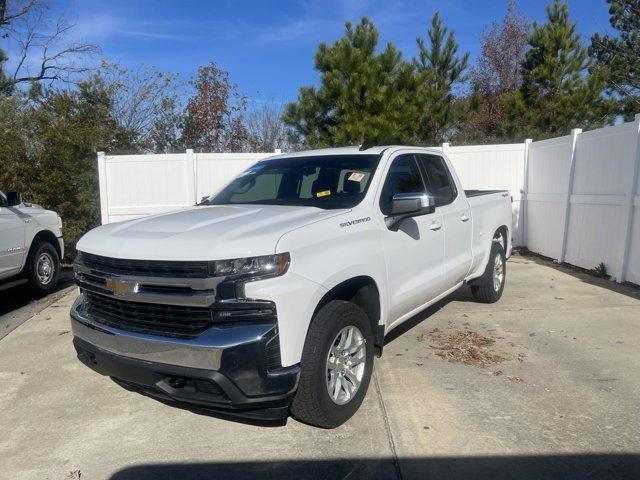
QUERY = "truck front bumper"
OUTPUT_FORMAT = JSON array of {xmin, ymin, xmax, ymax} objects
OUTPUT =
[{"xmin": 70, "ymin": 295, "xmax": 300, "ymax": 422}]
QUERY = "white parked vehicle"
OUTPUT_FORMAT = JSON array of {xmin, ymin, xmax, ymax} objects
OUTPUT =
[
  {"xmin": 71, "ymin": 146, "xmax": 512, "ymax": 427},
  {"xmin": 0, "ymin": 191, "xmax": 64, "ymax": 295}
]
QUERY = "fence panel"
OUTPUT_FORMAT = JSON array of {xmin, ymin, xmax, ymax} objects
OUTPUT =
[
  {"xmin": 627, "ymin": 189, "xmax": 640, "ymax": 284},
  {"xmin": 621, "ymin": 117, "xmax": 640, "ymax": 285},
  {"xmin": 525, "ymin": 135, "xmax": 574, "ymax": 259},
  {"xmin": 445, "ymin": 143, "xmax": 526, "ymax": 246},
  {"xmin": 100, "ymin": 152, "xmax": 272, "ymax": 224},
  {"xmin": 563, "ymin": 120, "xmax": 639, "ymax": 280},
  {"xmin": 101, "ymin": 153, "xmax": 194, "ymax": 224}
]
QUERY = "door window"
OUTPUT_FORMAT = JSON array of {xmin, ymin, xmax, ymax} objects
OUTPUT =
[
  {"xmin": 379, "ymin": 154, "xmax": 426, "ymax": 215},
  {"xmin": 417, "ymin": 154, "xmax": 457, "ymax": 207}
]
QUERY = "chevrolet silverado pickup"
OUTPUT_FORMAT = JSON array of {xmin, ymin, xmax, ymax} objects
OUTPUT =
[
  {"xmin": 71, "ymin": 146, "xmax": 512, "ymax": 428},
  {"xmin": 0, "ymin": 190, "xmax": 64, "ymax": 294}
]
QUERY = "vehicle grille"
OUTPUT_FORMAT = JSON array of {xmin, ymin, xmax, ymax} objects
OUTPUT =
[
  {"xmin": 84, "ymin": 291, "xmax": 212, "ymax": 338},
  {"xmin": 77, "ymin": 252, "xmax": 209, "ymax": 278}
]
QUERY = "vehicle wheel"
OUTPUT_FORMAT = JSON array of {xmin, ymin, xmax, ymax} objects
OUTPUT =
[
  {"xmin": 27, "ymin": 242, "xmax": 60, "ymax": 296},
  {"xmin": 471, "ymin": 241, "xmax": 506, "ymax": 303},
  {"xmin": 291, "ymin": 300, "xmax": 375, "ymax": 428}
]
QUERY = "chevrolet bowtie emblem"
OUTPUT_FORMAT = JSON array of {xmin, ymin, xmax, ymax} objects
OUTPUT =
[{"xmin": 105, "ymin": 278, "xmax": 139, "ymax": 296}]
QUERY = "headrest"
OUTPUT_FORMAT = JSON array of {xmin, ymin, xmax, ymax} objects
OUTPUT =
[{"xmin": 343, "ymin": 172, "xmax": 362, "ymax": 194}]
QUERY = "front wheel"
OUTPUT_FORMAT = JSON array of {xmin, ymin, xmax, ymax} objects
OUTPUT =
[
  {"xmin": 291, "ymin": 300, "xmax": 374, "ymax": 428},
  {"xmin": 27, "ymin": 242, "xmax": 60, "ymax": 296},
  {"xmin": 471, "ymin": 241, "xmax": 506, "ymax": 303}
]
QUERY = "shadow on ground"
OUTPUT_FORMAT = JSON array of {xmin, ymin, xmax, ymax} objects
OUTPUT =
[
  {"xmin": 384, "ymin": 284, "xmax": 475, "ymax": 346},
  {"xmin": 109, "ymin": 454, "xmax": 640, "ymax": 480},
  {"xmin": 0, "ymin": 268, "xmax": 73, "ymax": 316}
]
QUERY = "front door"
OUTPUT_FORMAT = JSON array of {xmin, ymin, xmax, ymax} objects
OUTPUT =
[
  {"xmin": 378, "ymin": 153, "xmax": 446, "ymax": 328},
  {"xmin": 0, "ymin": 195, "xmax": 25, "ymax": 276}
]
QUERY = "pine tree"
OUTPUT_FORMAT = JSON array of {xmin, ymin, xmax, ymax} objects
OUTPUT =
[
  {"xmin": 413, "ymin": 12, "xmax": 469, "ymax": 144},
  {"xmin": 283, "ymin": 18, "xmax": 416, "ymax": 147},
  {"xmin": 505, "ymin": 0, "xmax": 614, "ymax": 139},
  {"xmin": 590, "ymin": 0, "xmax": 640, "ymax": 120}
]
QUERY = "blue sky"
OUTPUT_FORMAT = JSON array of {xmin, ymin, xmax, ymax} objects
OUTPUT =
[{"xmin": 7, "ymin": 0, "xmax": 615, "ymax": 107}]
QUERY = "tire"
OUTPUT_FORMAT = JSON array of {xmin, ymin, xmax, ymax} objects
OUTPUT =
[
  {"xmin": 26, "ymin": 241, "xmax": 60, "ymax": 296},
  {"xmin": 291, "ymin": 300, "xmax": 375, "ymax": 428},
  {"xmin": 471, "ymin": 241, "xmax": 506, "ymax": 303}
]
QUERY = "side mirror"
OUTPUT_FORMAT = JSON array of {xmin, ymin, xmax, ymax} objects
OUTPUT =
[
  {"xmin": 6, "ymin": 191, "xmax": 22, "ymax": 207},
  {"xmin": 386, "ymin": 193, "xmax": 435, "ymax": 231}
]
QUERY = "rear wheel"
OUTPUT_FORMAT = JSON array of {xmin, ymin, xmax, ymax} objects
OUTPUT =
[
  {"xmin": 471, "ymin": 241, "xmax": 506, "ymax": 303},
  {"xmin": 26, "ymin": 242, "xmax": 60, "ymax": 296},
  {"xmin": 291, "ymin": 300, "xmax": 374, "ymax": 428}
]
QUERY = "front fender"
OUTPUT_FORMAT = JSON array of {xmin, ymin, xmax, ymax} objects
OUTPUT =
[{"xmin": 267, "ymin": 211, "xmax": 388, "ymax": 365}]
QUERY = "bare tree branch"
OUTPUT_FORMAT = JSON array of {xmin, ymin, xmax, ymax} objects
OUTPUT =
[
  {"xmin": 97, "ymin": 62, "xmax": 183, "ymax": 149},
  {"xmin": 2, "ymin": 0, "xmax": 99, "ymax": 87},
  {"xmin": 245, "ymin": 101, "xmax": 291, "ymax": 152},
  {"xmin": 0, "ymin": 0, "xmax": 38, "ymax": 28}
]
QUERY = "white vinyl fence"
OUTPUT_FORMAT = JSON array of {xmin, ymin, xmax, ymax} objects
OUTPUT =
[
  {"xmin": 97, "ymin": 113, "xmax": 640, "ymax": 285},
  {"xmin": 97, "ymin": 150, "xmax": 275, "ymax": 224},
  {"xmin": 525, "ymin": 116, "xmax": 640, "ymax": 284}
]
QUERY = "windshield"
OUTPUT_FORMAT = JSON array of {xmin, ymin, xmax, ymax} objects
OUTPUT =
[{"xmin": 206, "ymin": 154, "xmax": 381, "ymax": 209}]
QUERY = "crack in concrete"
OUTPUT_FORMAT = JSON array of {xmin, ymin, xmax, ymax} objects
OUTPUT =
[{"xmin": 373, "ymin": 367, "xmax": 404, "ymax": 480}]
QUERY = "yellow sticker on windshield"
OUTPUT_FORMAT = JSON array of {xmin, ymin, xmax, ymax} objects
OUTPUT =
[{"xmin": 316, "ymin": 190, "xmax": 331, "ymax": 198}]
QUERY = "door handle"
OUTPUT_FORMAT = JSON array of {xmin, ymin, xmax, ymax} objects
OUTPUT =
[
  {"xmin": 460, "ymin": 213, "xmax": 470, "ymax": 222},
  {"xmin": 428, "ymin": 221, "xmax": 442, "ymax": 231}
]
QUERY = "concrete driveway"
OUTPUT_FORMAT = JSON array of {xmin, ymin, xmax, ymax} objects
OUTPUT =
[
  {"xmin": 1, "ymin": 256, "xmax": 639, "ymax": 479},
  {"xmin": 0, "ymin": 269, "xmax": 74, "ymax": 341}
]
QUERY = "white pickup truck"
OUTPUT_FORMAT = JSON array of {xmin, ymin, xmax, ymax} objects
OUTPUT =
[
  {"xmin": 0, "ymin": 190, "xmax": 64, "ymax": 294},
  {"xmin": 71, "ymin": 146, "xmax": 512, "ymax": 428}
]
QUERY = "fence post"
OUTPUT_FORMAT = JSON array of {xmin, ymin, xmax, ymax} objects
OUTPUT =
[
  {"xmin": 521, "ymin": 139, "xmax": 532, "ymax": 247},
  {"xmin": 618, "ymin": 113, "xmax": 640, "ymax": 283},
  {"xmin": 558, "ymin": 128, "xmax": 582, "ymax": 263},
  {"xmin": 185, "ymin": 149, "xmax": 197, "ymax": 205},
  {"xmin": 97, "ymin": 151, "xmax": 109, "ymax": 225}
]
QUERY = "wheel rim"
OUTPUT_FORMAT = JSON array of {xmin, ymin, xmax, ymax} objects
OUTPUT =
[
  {"xmin": 326, "ymin": 325, "xmax": 366, "ymax": 405},
  {"xmin": 493, "ymin": 254, "xmax": 504, "ymax": 292},
  {"xmin": 36, "ymin": 252, "xmax": 55, "ymax": 285}
]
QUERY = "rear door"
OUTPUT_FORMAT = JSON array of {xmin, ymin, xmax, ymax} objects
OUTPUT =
[
  {"xmin": 378, "ymin": 153, "xmax": 446, "ymax": 327},
  {"xmin": 0, "ymin": 193, "xmax": 26, "ymax": 277},
  {"xmin": 416, "ymin": 154, "xmax": 472, "ymax": 287}
]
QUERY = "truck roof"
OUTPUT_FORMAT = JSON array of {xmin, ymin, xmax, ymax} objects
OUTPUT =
[{"xmin": 268, "ymin": 145, "xmax": 443, "ymax": 159}]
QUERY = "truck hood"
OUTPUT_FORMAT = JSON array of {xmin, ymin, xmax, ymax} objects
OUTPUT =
[
  {"xmin": 15, "ymin": 203, "xmax": 60, "ymax": 229},
  {"xmin": 77, "ymin": 204, "xmax": 347, "ymax": 260}
]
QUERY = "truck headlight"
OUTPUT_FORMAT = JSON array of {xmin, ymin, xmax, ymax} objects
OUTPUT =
[{"xmin": 208, "ymin": 253, "xmax": 290, "ymax": 279}]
